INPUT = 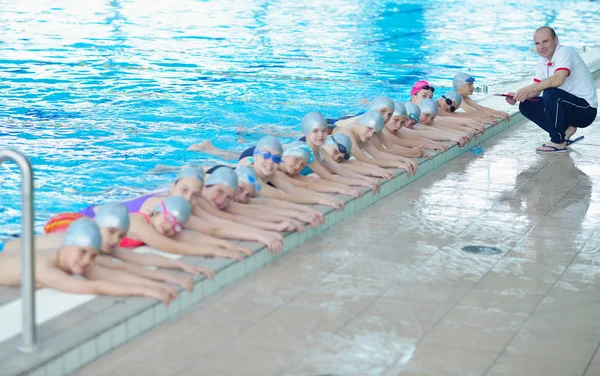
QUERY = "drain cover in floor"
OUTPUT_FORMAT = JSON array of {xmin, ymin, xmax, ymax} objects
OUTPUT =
[{"xmin": 462, "ymin": 245, "xmax": 502, "ymax": 254}]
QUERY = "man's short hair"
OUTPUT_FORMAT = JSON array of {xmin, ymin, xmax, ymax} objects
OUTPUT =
[{"xmin": 535, "ymin": 26, "xmax": 557, "ymax": 39}]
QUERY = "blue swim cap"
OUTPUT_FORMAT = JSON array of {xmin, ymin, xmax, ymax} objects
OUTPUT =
[
  {"xmin": 283, "ymin": 141, "xmax": 311, "ymax": 163},
  {"xmin": 300, "ymin": 111, "xmax": 328, "ymax": 136},
  {"xmin": 404, "ymin": 103, "xmax": 421, "ymax": 123},
  {"xmin": 358, "ymin": 110, "xmax": 385, "ymax": 133},
  {"xmin": 255, "ymin": 135, "xmax": 283, "ymax": 155},
  {"xmin": 235, "ymin": 165, "xmax": 261, "ymax": 193},
  {"xmin": 419, "ymin": 98, "xmax": 439, "ymax": 117},
  {"xmin": 393, "ymin": 102, "xmax": 407, "ymax": 117},
  {"xmin": 176, "ymin": 166, "xmax": 205, "ymax": 183},
  {"xmin": 443, "ymin": 90, "xmax": 462, "ymax": 107},
  {"xmin": 369, "ymin": 96, "xmax": 395, "ymax": 111},
  {"xmin": 205, "ymin": 166, "xmax": 239, "ymax": 191},
  {"xmin": 153, "ymin": 196, "xmax": 191, "ymax": 225},
  {"xmin": 64, "ymin": 218, "xmax": 102, "ymax": 250},
  {"xmin": 95, "ymin": 202, "xmax": 130, "ymax": 232},
  {"xmin": 453, "ymin": 72, "xmax": 475, "ymax": 91}
]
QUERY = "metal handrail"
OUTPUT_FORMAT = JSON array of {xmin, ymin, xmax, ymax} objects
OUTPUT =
[{"xmin": 0, "ymin": 148, "xmax": 37, "ymax": 352}]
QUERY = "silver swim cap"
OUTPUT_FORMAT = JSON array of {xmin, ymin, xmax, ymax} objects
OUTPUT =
[
  {"xmin": 95, "ymin": 202, "xmax": 130, "ymax": 232},
  {"xmin": 176, "ymin": 166, "xmax": 205, "ymax": 183},
  {"xmin": 153, "ymin": 196, "xmax": 191, "ymax": 225},
  {"xmin": 205, "ymin": 166, "xmax": 239, "ymax": 191},
  {"xmin": 283, "ymin": 141, "xmax": 311, "ymax": 163},
  {"xmin": 369, "ymin": 96, "xmax": 395, "ymax": 111},
  {"xmin": 255, "ymin": 135, "xmax": 283, "ymax": 155},
  {"xmin": 64, "ymin": 218, "xmax": 102, "ymax": 250},
  {"xmin": 452, "ymin": 72, "xmax": 475, "ymax": 91},
  {"xmin": 235, "ymin": 165, "xmax": 261, "ymax": 193},
  {"xmin": 419, "ymin": 98, "xmax": 439, "ymax": 117},
  {"xmin": 393, "ymin": 102, "xmax": 407, "ymax": 117},
  {"xmin": 358, "ymin": 110, "xmax": 385, "ymax": 133},
  {"xmin": 300, "ymin": 111, "xmax": 328, "ymax": 135},
  {"xmin": 404, "ymin": 103, "xmax": 421, "ymax": 123},
  {"xmin": 443, "ymin": 90, "xmax": 463, "ymax": 107},
  {"xmin": 325, "ymin": 133, "xmax": 352, "ymax": 152}
]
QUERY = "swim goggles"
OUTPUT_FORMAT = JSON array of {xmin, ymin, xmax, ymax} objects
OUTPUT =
[
  {"xmin": 420, "ymin": 85, "xmax": 435, "ymax": 93},
  {"xmin": 246, "ymin": 173, "xmax": 262, "ymax": 193},
  {"xmin": 330, "ymin": 135, "xmax": 350, "ymax": 160},
  {"xmin": 253, "ymin": 150, "xmax": 283, "ymax": 164},
  {"xmin": 161, "ymin": 201, "xmax": 183, "ymax": 233},
  {"xmin": 441, "ymin": 96, "xmax": 456, "ymax": 112}
]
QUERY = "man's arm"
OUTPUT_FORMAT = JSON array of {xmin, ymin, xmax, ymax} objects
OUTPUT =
[{"xmin": 513, "ymin": 70, "xmax": 569, "ymax": 102}]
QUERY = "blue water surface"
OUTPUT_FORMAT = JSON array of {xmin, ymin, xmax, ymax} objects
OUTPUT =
[{"xmin": 2, "ymin": 0, "xmax": 600, "ymax": 238}]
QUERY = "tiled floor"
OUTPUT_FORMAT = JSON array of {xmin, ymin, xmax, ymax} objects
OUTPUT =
[{"xmin": 77, "ymin": 92, "xmax": 600, "ymax": 375}]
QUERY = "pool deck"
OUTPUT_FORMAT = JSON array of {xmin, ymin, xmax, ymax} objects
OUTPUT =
[
  {"xmin": 1, "ymin": 51, "xmax": 600, "ymax": 376},
  {"xmin": 77, "ymin": 77, "xmax": 600, "ymax": 376}
]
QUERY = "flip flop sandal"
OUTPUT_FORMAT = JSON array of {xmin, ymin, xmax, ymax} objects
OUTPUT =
[
  {"xmin": 566, "ymin": 135, "xmax": 585, "ymax": 145},
  {"xmin": 536, "ymin": 145, "xmax": 568, "ymax": 153}
]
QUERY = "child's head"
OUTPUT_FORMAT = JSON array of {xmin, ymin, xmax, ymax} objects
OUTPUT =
[
  {"xmin": 234, "ymin": 166, "xmax": 261, "ymax": 204},
  {"xmin": 386, "ymin": 102, "xmax": 407, "ymax": 132},
  {"xmin": 60, "ymin": 218, "xmax": 102, "ymax": 275},
  {"xmin": 438, "ymin": 90, "xmax": 463, "ymax": 112},
  {"xmin": 418, "ymin": 98, "xmax": 439, "ymax": 125},
  {"xmin": 300, "ymin": 112, "xmax": 328, "ymax": 147},
  {"xmin": 323, "ymin": 134, "xmax": 352, "ymax": 163},
  {"xmin": 95, "ymin": 202, "xmax": 130, "ymax": 254},
  {"xmin": 356, "ymin": 110, "xmax": 385, "ymax": 143},
  {"xmin": 453, "ymin": 72, "xmax": 475, "ymax": 97},
  {"xmin": 150, "ymin": 196, "xmax": 191, "ymax": 237},
  {"xmin": 281, "ymin": 141, "xmax": 310, "ymax": 175},
  {"xmin": 203, "ymin": 167, "xmax": 238, "ymax": 210},
  {"xmin": 169, "ymin": 166, "xmax": 205, "ymax": 205},
  {"xmin": 252, "ymin": 135, "xmax": 283, "ymax": 179},
  {"xmin": 403, "ymin": 103, "xmax": 421, "ymax": 128},
  {"xmin": 410, "ymin": 80, "xmax": 435, "ymax": 104},
  {"xmin": 369, "ymin": 96, "xmax": 395, "ymax": 124}
]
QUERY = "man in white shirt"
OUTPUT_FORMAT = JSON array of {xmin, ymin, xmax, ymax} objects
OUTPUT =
[{"xmin": 506, "ymin": 26, "xmax": 597, "ymax": 153}]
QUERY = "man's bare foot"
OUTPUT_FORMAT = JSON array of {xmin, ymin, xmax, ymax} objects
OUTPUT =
[
  {"xmin": 187, "ymin": 140, "xmax": 216, "ymax": 151},
  {"xmin": 565, "ymin": 126, "xmax": 577, "ymax": 141}
]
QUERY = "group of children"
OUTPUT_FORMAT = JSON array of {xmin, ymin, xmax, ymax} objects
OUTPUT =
[{"xmin": 0, "ymin": 72, "xmax": 509, "ymax": 305}]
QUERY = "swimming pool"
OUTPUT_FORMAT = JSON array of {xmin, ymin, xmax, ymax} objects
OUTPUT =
[{"xmin": 2, "ymin": 0, "xmax": 600, "ymax": 240}]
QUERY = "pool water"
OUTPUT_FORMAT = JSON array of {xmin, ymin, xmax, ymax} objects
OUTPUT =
[{"xmin": 2, "ymin": 0, "xmax": 600, "ymax": 239}]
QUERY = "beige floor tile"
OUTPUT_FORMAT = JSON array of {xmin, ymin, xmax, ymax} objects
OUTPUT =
[
  {"xmin": 545, "ymin": 264, "xmax": 600, "ymax": 303},
  {"xmin": 420, "ymin": 305, "xmax": 528, "ymax": 352},
  {"xmin": 383, "ymin": 344, "xmax": 499, "ymax": 376},
  {"xmin": 284, "ymin": 332, "xmax": 414, "ymax": 376},
  {"xmin": 384, "ymin": 280, "xmax": 473, "ymax": 305},
  {"xmin": 337, "ymin": 298, "xmax": 452, "ymax": 341},
  {"xmin": 486, "ymin": 354, "xmax": 588, "ymax": 376},
  {"xmin": 505, "ymin": 332, "xmax": 598, "ymax": 363},
  {"xmin": 584, "ymin": 366, "xmax": 600, "ymax": 376},
  {"xmin": 460, "ymin": 287, "xmax": 546, "ymax": 313}
]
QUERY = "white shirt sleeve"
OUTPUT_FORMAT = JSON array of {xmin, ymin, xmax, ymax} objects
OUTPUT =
[{"xmin": 552, "ymin": 46, "xmax": 574, "ymax": 76}]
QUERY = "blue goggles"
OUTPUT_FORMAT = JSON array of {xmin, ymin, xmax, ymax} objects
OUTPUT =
[
  {"xmin": 331, "ymin": 135, "xmax": 350, "ymax": 160},
  {"xmin": 254, "ymin": 150, "xmax": 283, "ymax": 164}
]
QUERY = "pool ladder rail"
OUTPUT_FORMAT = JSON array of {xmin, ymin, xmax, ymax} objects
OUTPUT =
[{"xmin": 0, "ymin": 148, "xmax": 38, "ymax": 353}]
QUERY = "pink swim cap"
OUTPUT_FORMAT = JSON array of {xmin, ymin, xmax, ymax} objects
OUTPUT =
[{"xmin": 410, "ymin": 80, "xmax": 435, "ymax": 97}]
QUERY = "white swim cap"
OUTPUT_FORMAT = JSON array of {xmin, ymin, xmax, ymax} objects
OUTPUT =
[
  {"xmin": 358, "ymin": 110, "xmax": 385, "ymax": 133},
  {"xmin": 300, "ymin": 112, "xmax": 328, "ymax": 135},
  {"xmin": 64, "ymin": 218, "xmax": 102, "ymax": 250},
  {"xmin": 95, "ymin": 202, "xmax": 130, "ymax": 232}
]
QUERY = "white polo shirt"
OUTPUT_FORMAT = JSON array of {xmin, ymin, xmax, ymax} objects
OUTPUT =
[{"xmin": 534, "ymin": 44, "xmax": 598, "ymax": 108}]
